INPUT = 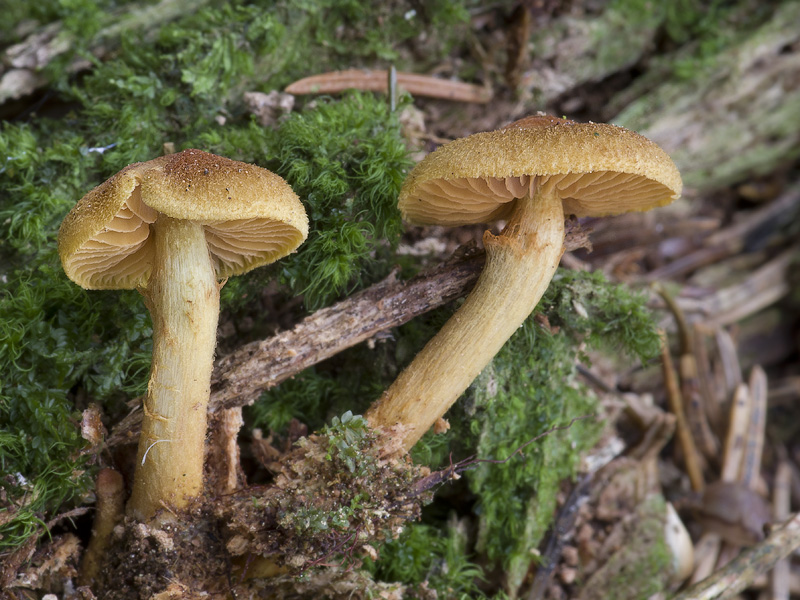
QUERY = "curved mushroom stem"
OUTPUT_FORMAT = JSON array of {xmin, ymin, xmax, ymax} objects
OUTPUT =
[
  {"xmin": 128, "ymin": 215, "xmax": 219, "ymax": 521},
  {"xmin": 366, "ymin": 182, "xmax": 565, "ymax": 452}
]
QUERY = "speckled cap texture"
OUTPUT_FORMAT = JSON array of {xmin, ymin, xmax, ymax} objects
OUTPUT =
[
  {"xmin": 399, "ymin": 118, "xmax": 682, "ymax": 226},
  {"xmin": 58, "ymin": 149, "xmax": 309, "ymax": 289}
]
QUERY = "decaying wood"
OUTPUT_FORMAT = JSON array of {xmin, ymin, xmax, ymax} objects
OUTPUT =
[
  {"xmin": 0, "ymin": 0, "xmax": 212, "ymax": 104},
  {"xmin": 285, "ymin": 69, "xmax": 492, "ymax": 103},
  {"xmin": 673, "ymin": 512, "xmax": 800, "ymax": 600},
  {"xmin": 614, "ymin": 1, "xmax": 800, "ymax": 191},
  {"xmin": 521, "ymin": 2, "xmax": 662, "ymax": 108}
]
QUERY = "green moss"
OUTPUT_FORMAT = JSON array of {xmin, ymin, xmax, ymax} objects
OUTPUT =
[
  {"xmin": 367, "ymin": 522, "xmax": 489, "ymax": 599},
  {"xmin": 578, "ymin": 496, "xmax": 673, "ymax": 600},
  {"xmin": 0, "ymin": 0, "xmax": 436, "ymax": 550},
  {"xmin": 263, "ymin": 92, "xmax": 412, "ymax": 309},
  {"xmin": 0, "ymin": 0, "xmax": 114, "ymax": 45}
]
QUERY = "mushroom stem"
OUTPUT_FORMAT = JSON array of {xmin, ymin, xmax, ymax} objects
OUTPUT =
[
  {"xmin": 366, "ymin": 183, "xmax": 565, "ymax": 451},
  {"xmin": 128, "ymin": 215, "xmax": 220, "ymax": 521}
]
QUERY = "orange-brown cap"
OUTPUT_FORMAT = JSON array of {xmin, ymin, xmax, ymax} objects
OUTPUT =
[
  {"xmin": 58, "ymin": 149, "xmax": 308, "ymax": 290},
  {"xmin": 399, "ymin": 116, "xmax": 682, "ymax": 226}
]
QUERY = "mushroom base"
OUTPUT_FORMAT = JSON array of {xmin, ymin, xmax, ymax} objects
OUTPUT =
[
  {"xmin": 366, "ymin": 185, "xmax": 566, "ymax": 451},
  {"xmin": 128, "ymin": 216, "xmax": 220, "ymax": 521}
]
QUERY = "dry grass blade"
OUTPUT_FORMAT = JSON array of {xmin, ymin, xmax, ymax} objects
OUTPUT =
[
  {"xmin": 720, "ymin": 383, "xmax": 752, "ymax": 483},
  {"xmin": 285, "ymin": 69, "xmax": 492, "ymax": 103},
  {"xmin": 660, "ymin": 329, "xmax": 706, "ymax": 491},
  {"xmin": 739, "ymin": 366, "xmax": 767, "ymax": 489}
]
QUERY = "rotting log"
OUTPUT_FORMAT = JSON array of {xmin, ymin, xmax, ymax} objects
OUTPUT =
[
  {"xmin": 0, "ymin": 0, "xmax": 212, "ymax": 104},
  {"xmin": 611, "ymin": 1, "xmax": 800, "ymax": 191},
  {"xmin": 517, "ymin": 1, "xmax": 800, "ymax": 193}
]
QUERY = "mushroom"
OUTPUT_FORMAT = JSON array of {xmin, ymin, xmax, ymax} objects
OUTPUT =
[
  {"xmin": 366, "ymin": 115, "xmax": 682, "ymax": 451},
  {"xmin": 59, "ymin": 149, "xmax": 308, "ymax": 520}
]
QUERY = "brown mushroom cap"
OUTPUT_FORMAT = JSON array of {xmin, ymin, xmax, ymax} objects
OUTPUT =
[
  {"xmin": 58, "ymin": 149, "xmax": 309, "ymax": 290},
  {"xmin": 399, "ymin": 120, "xmax": 682, "ymax": 226}
]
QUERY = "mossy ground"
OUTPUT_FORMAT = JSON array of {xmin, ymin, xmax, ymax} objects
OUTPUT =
[{"xmin": 2, "ymin": 1, "xmax": 667, "ymax": 597}]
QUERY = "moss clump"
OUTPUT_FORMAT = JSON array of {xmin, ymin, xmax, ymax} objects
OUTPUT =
[
  {"xmin": 262, "ymin": 92, "xmax": 412, "ymax": 310},
  {"xmin": 218, "ymin": 412, "xmax": 429, "ymax": 573},
  {"xmin": 367, "ymin": 522, "xmax": 491, "ymax": 598}
]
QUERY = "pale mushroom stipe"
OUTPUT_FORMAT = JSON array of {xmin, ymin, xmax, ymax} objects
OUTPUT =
[
  {"xmin": 59, "ymin": 149, "xmax": 308, "ymax": 520},
  {"xmin": 366, "ymin": 115, "xmax": 683, "ymax": 451}
]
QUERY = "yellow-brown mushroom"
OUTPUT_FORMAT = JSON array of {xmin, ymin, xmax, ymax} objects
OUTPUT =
[
  {"xmin": 59, "ymin": 149, "xmax": 308, "ymax": 520},
  {"xmin": 367, "ymin": 116, "xmax": 682, "ymax": 451}
]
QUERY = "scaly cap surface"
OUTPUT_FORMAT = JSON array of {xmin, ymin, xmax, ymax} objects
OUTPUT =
[
  {"xmin": 399, "ymin": 118, "xmax": 682, "ymax": 225},
  {"xmin": 58, "ymin": 149, "xmax": 309, "ymax": 289}
]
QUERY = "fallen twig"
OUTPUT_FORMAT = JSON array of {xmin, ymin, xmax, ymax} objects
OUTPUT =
[
  {"xmin": 210, "ymin": 252, "xmax": 485, "ymax": 410},
  {"xmin": 660, "ymin": 329, "xmax": 706, "ymax": 491},
  {"xmin": 672, "ymin": 512, "xmax": 800, "ymax": 600}
]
